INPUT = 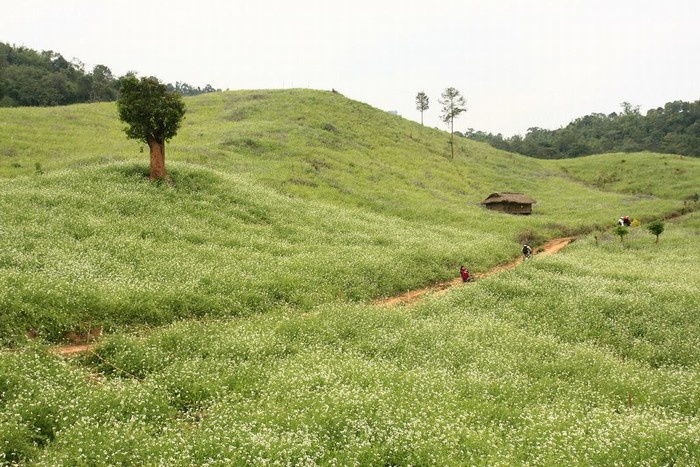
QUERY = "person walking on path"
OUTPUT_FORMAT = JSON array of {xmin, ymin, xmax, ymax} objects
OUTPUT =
[{"xmin": 460, "ymin": 265, "xmax": 472, "ymax": 282}]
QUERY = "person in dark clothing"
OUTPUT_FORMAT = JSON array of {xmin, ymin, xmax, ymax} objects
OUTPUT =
[{"xmin": 460, "ymin": 266, "xmax": 471, "ymax": 282}]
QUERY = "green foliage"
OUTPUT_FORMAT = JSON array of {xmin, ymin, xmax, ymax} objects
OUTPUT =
[
  {"xmin": 415, "ymin": 91, "xmax": 429, "ymax": 125},
  {"xmin": 0, "ymin": 162, "xmax": 500, "ymax": 343},
  {"xmin": 614, "ymin": 225, "xmax": 629, "ymax": 242},
  {"xmin": 467, "ymin": 99, "xmax": 700, "ymax": 158},
  {"xmin": 0, "ymin": 417, "xmax": 37, "ymax": 465},
  {"xmin": 438, "ymin": 87, "xmax": 467, "ymax": 127},
  {"xmin": 647, "ymin": 220, "xmax": 665, "ymax": 243},
  {"xmin": 167, "ymin": 81, "xmax": 220, "ymax": 96},
  {"xmin": 117, "ymin": 75, "xmax": 186, "ymax": 145},
  {"xmin": 0, "ymin": 42, "xmax": 117, "ymax": 106},
  {"xmin": 0, "ymin": 42, "xmax": 218, "ymax": 108},
  {"xmin": 438, "ymin": 87, "xmax": 467, "ymax": 158}
]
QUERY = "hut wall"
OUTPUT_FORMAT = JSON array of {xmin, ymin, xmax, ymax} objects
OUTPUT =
[{"xmin": 485, "ymin": 202, "xmax": 532, "ymax": 215}]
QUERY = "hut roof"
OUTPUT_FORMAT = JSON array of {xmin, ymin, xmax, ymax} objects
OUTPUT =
[{"xmin": 481, "ymin": 192, "xmax": 536, "ymax": 205}]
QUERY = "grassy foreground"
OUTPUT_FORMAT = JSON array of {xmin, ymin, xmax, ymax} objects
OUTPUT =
[
  {"xmin": 1, "ymin": 213, "xmax": 698, "ymax": 465},
  {"xmin": 1, "ymin": 90, "xmax": 699, "ymax": 464}
]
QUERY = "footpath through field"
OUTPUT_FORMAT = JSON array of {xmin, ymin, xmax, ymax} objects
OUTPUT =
[
  {"xmin": 375, "ymin": 236, "xmax": 575, "ymax": 308},
  {"xmin": 53, "ymin": 236, "xmax": 576, "ymax": 356}
]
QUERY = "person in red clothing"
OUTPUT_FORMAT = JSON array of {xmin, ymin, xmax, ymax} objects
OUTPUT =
[{"xmin": 460, "ymin": 266, "xmax": 471, "ymax": 282}]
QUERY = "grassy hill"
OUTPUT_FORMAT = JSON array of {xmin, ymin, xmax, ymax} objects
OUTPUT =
[
  {"xmin": 0, "ymin": 89, "xmax": 699, "ymax": 464},
  {"xmin": 1, "ymin": 90, "xmax": 695, "ymax": 343}
]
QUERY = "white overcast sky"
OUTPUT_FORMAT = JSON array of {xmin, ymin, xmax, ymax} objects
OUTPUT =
[{"xmin": 2, "ymin": 0, "xmax": 699, "ymax": 135}]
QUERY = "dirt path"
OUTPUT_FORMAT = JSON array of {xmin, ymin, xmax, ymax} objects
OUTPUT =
[
  {"xmin": 54, "ymin": 343, "xmax": 94, "ymax": 356},
  {"xmin": 52, "ymin": 236, "xmax": 576, "ymax": 356},
  {"xmin": 375, "ymin": 237, "xmax": 575, "ymax": 308}
]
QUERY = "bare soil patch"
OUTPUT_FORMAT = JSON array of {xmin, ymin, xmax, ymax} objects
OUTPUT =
[{"xmin": 54, "ymin": 343, "xmax": 94, "ymax": 357}]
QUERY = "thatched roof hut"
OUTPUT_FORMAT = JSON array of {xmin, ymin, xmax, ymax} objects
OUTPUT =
[{"xmin": 481, "ymin": 192, "xmax": 536, "ymax": 215}]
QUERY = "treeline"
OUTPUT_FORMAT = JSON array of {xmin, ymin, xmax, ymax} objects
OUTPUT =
[
  {"xmin": 465, "ymin": 100, "xmax": 700, "ymax": 158},
  {"xmin": 0, "ymin": 42, "xmax": 219, "ymax": 107}
]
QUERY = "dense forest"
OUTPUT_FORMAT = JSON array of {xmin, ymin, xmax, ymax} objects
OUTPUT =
[
  {"xmin": 465, "ymin": 100, "xmax": 700, "ymax": 158},
  {"xmin": 0, "ymin": 42, "xmax": 218, "ymax": 107}
]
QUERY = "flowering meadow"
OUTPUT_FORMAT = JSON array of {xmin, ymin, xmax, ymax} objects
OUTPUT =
[
  {"xmin": 0, "ymin": 90, "xmax": 690, "ymax": 344},
  {"xmin": 0, "ymin": 161, "xmax": 519, "ymax": 345},
  {"xmin": 1, "ymin": 90, "xmax": 699, "ymax": 464},
  {"xmin": 1, "ymin": 213, "xmax": 698, "ymax": 465}
]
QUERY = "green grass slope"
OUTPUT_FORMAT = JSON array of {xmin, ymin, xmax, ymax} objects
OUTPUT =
[
  {"xmin": 0, "ymin": 163, "xmax": 498, "ymax": 343},
  {"xmin": 1, "ymin": 89, "xmax": 699, "ymax": 465},
  {"xmin": 1, "ymin": 213, "xmax": 698, "ymax": 465},
  {"xmin": 0, "ymin": 89, "xmax": 697, "ymax": 343},
  {"xmin": 554, "ymin": 151, "xmax": 700, "ymax": 201}
]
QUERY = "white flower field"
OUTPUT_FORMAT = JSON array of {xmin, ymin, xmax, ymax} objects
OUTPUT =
[{"xmin": 1, "ymin": 90, "xmax": 699, "ymax": 465}]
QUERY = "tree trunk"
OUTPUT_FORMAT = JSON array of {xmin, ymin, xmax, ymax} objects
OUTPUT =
[
  {"xmin": 450, "ymin": 117, "xmax": 454, "ymax": 159},
  {"xmin": 147, "ymin": 139, "xmax": 169, "ymax": 181}
]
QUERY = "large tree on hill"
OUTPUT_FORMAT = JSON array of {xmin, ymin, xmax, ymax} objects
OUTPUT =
[
  {"xmin": 117, "ymin": 75, "xmax": 186, "ymax": 180},
  {"xmin": 438, "ymin": 87, "xmax": 467, "ymax": 159},
  {"xmin": 415, "ymin": 91, "xmax": 429, "ymax": 126}
]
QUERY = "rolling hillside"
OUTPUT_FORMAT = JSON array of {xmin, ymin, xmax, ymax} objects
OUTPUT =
[
  {"xmin": 1, "ymin": 89, "xmax": 699, "ymax": 465},
  {"xmin": 0, "ymin": 89, "xmax": 697, "ymax": 343}
]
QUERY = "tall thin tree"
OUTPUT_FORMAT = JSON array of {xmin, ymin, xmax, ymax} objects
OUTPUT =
[
  {"xmin": 415, "ymin": 91, "xmax": 429, "ymax": 126},
  {"xmin": 438, "ymin": 87, "xmax": 467, "ymax": 159}
]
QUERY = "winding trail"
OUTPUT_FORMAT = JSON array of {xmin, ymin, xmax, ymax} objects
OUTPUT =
[
  {"xmin": 375, "ymin": 236, "xmax": 575, "ymax": 308},
  {"xmin": 53, "ymin": 236, "xmax": 576, "ymax": 357}
]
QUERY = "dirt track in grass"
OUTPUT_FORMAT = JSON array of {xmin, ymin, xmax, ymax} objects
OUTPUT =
[
  {"xmin": 374, "ymin": 236, "xmax": 576, "ymax": 308},
  {"xmin": 53, "ymin": 237, "xmax": 576, "ymax": 357}
]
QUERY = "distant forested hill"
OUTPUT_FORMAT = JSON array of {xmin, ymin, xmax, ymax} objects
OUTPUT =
[
  {"xmin": 0, "ymin": 42, "xmax": 218, "ymax": 107},
  {"xmin": 466, "ymin": 100, "xmax": 700, "ymax": 158}
]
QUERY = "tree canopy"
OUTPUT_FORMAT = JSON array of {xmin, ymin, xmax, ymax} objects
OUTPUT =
[
  {"xmin": 0, "ymin": 42, "xmax": 111, "ymax": 107},
  {"xmin": 647, "ymin": 220, "xmax": 665, "ymax": 243},
  {"xmin": 415, "ymin": 91, "xmax": 429, "ymax": 126},
  {"xmin": 466, "ymin": 100, "xmax": 700, "ymax": 159},
  {"xmin": 438, "ymin": 87, "xmax": 467, "ymax": 159},
  {"xmin": 0, "ymin": 42, "xmax": 218, "ymax": 108},
  {"xmin": 117, "ymin": 75, "xmax": 186, "ymax": 180}
]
